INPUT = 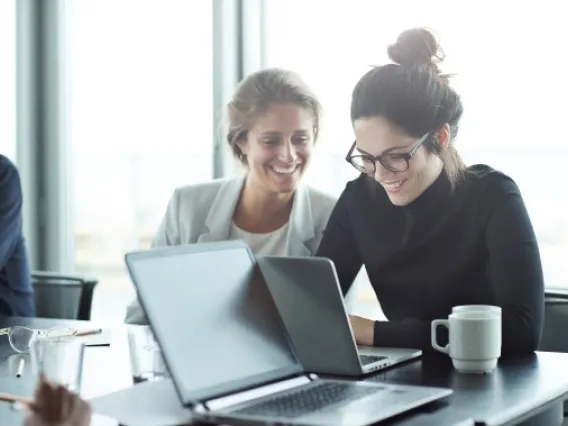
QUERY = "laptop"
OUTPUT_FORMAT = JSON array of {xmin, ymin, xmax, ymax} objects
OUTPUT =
[
  {"xmin": 257, "ymin": 256, "xmax": 422, "ymax": 377},
  {"xmin": 125, "ymin": 240, "xmax": 451, "ymax": 426}
]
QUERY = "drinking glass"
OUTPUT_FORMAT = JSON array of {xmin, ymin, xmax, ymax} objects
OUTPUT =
[
  {"xmin": 127, "ymin": 326, "xmax": 168, "ymax": 383},
  {"xmin": 29, "ymin": 334, "xmax": 85, "ymax": 391}
]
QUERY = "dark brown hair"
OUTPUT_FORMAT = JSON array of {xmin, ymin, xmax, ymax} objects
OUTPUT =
[
  {"xmin": 351, "ymin": 28, "xmax": 465, "ymax": 187},
  {"xmin": 226, "ymin": 68, "xmax": 322, "ymax": 164}
]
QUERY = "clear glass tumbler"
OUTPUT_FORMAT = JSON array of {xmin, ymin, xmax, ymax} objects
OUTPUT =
[
  {"xmin": 127, "ymin": 326, "xmax": 167, "ymax": 383},
  {"xmin": 29, "ymin": 334, "xmax": 85, "ymax": 392}
]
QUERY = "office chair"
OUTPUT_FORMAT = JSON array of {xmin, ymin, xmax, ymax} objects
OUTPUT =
[
  {"xmin": 540, "ymin": 290, "xmax": 568, "ymax": 418},
  {"xmin": 31, "ymin": 271, "xmax": 99, "ymax": 321},
  {"xmin": 540, "ymin": 291, "xmax": 568, "ymax": 352}
]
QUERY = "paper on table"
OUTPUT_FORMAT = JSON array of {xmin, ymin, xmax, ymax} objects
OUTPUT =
[{"xmin": 90, "ymin": 379, "xmax": 192, "ymax": 426}]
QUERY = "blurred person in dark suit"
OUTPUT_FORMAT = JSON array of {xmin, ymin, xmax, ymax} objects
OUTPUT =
[{"xmin": 0, "ymin": 154, "xmax": 34, "ymax": 317}]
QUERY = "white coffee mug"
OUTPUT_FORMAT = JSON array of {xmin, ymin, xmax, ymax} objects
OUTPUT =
[
  {"xmin": 431, "ymin": 310, "xmax": 502, "ymax": 374},
  {"xmin": 452, "ymin": 305, "xmax": 501, "ymax": 316}
]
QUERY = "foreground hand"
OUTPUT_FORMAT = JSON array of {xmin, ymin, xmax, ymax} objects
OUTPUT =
[
  {"xmin": 24, "ymin": 374, "xmax": 91, "ymax": 426},
  {"xmin": 348, "ymin": 315, "xmax": 375, "ymax": 346}
]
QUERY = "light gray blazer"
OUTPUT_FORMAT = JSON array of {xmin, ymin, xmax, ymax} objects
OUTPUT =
[{"xmin": 124, "ymin": 174, "xmax": 338, "ymax": 324}]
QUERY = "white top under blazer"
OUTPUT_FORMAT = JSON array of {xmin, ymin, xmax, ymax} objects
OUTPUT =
[{"xmin": 229, "ymin": 221, "xmax": 290, "ymax": 256}]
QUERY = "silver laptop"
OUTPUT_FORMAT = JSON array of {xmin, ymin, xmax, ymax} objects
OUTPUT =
[
  {"xmin": 125, "ymin": 240, "xmax": 451, "ymax": 426},
  {"xmin": 257, "ymin": 255, "xmax": 422, "ymax": 377}
]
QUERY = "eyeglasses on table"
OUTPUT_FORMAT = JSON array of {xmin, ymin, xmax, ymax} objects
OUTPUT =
[{"xmin": 0, "ymin": 326, "xmax": 101, "ymax": 353}]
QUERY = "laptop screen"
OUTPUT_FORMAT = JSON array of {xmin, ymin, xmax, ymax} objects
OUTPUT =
[{"xmin": 125, "ymin": 242, "xmax": 302, "ymax": 405}]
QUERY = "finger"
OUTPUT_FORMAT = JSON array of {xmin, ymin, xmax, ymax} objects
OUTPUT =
[
  {"xmin": 56, "ymin": 385, "xmax": 68, "ymax": 422},
  {"xmin": 66, "ymin": 390, "xmax": 77, "ymax": 421},
  {"xmin": 32, "ymin": 377, "xmax": 50, "ymax": 415},
  {"xmin": 78, "ymin": 401, "xmax": 93, "ymax": 426},
  {"xmin": 23, "ymin": 413, "xmax": 36, "ymax": 426},
  {"xmin": 69, "ymin": 396, "xmax": 92, "ymax": 426},
  {"xmin": 41, "ymin": 379, "xmax": 58, "ymax": 409},
  {"xmin": 41, "ymin": 385, "xmax": 60, "ymax": 424},
  {"xmin": 38, "ymin": 373, "xmax": 51, "ymax": 394}
]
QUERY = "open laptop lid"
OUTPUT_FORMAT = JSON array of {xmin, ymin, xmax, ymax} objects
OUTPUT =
[
  {"xmin": 257, "ymin": 256, "xmax": 364, "ymax": 375},
  {"xmin": 125, "ymin": 241, "xmax": 303, "ymax": 407}
]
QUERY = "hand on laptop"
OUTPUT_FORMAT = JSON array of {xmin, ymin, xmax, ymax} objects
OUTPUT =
[
  {"xmin": 349, "ymin": 315, "xmax": 375, "ymax": 346},
  {"xmin": 24, "ymin": 374, "xmax": 92, "ymax": 426}
]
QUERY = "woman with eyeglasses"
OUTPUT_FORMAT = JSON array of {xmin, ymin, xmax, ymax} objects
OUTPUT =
[{"xmin": 316, "ymin": 27, "xmax": 544, "ymax": 355}]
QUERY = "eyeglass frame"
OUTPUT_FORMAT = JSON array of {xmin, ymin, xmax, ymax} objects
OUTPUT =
[
  {"xmin": 345, "ymin": 132, "xmax": 432, "ymax": 174},
  {"xmin": 0, "ymin": 326, "xmax": 77, "ymax": 353}
]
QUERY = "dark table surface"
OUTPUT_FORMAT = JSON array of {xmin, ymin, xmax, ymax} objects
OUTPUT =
[
  {"xmin": 367, "ymin": 351, "xmax": 568, "ymax": 426},
  {"xmin": 3, "ymin": 316, "xmax": 566, "ymax": 426}
]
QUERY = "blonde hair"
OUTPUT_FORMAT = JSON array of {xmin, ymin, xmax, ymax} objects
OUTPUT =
[{"xmin": 226, "ymin": 68, "xmax": 322, "ymax": 164}]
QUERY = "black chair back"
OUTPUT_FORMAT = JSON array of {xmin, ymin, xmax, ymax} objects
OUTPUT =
[
  {"xmin": 31, "ymin": 271, "xmax": 99, "ymax": 320},
  {"xmin": 540, "ymin": 293, "xmax": 568, "ymax": 352},
  {"xmin": 539, "ymin": 292, "xmax": 568, "ymax": 417}
]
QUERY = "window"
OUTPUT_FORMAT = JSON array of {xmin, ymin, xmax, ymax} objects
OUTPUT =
[
  {"xmin": 69, "ymin": 0, "xmax": 213, "ymax": 322},
  {"xmin": 0, "ymin": 0, "xmax": 15, "ymax": 161},
  {"xmin": 265, "ymin": 1, "xmax": 568, "ymax": 312}
]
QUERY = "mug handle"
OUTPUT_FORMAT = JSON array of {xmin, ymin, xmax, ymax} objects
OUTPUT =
[{"xmin": 431, "ymin": 319, "xmax": 450, "ymax": 354}]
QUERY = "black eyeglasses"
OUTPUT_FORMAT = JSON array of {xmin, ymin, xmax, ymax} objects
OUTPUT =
[{"xmin": 345, "ymin": 133, "xmax": 431, "ymax": 174}]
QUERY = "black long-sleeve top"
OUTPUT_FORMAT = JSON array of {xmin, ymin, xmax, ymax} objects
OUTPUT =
[{"xmin": 316, "ymin": 164, "xmax": 544, "ymax": 355}]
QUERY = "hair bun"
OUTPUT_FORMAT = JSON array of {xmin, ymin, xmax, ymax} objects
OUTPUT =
[{"xmin": 387, "ymin": 28, "xmax": 444, "ymax": 73}]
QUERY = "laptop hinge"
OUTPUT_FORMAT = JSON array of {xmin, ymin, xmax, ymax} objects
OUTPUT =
[{"xmin": 204, "ymin": 375, "xmax": 311, "ymax": 411}]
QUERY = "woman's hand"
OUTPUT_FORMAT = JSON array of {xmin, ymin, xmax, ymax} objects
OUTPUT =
[
  {"xmin": 24, "ymin": 374, "xmax": 91, "ymax": 426},
  {"xmin": 348, "ymin": 315, "xmax": 375, "ymax": 346}
]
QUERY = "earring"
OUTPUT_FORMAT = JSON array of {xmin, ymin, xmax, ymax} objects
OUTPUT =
[{"xmin": 239, "ymin": 153, "xmax": 247, "ymax": 162}]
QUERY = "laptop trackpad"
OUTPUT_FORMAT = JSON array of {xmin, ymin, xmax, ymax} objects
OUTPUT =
[
  {"xmin": 359, "ymin": 354, "xmax": 387, "ymax": 365},
  {"xmin": 336, "ymin": 387, "xmax": 418, "ymax": 419},
  {"xmin": 304, "ymin": 386, "xmax": 415, "ymax": 425}
]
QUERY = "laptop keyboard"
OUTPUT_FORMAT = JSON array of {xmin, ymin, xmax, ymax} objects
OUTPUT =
[
  {"xmin": 359, "ymin": 354, "xmax": 387, "ymax": 366},
  {"xmin": 231, "ymin": 381, "xmax": 384, "ymax": 419}
]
